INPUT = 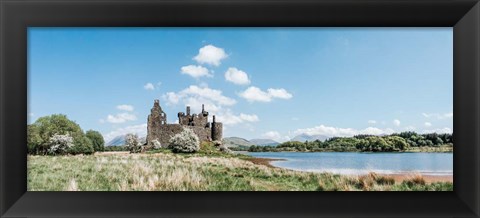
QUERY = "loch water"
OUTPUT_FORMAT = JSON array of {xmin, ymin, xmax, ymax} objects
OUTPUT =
[{"xmin": 247, "ymin": 152, "xmax": 453, "ymax": 175}]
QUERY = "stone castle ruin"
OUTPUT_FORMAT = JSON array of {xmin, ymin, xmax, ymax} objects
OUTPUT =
[{"xmin": 147, "ymin": 99, "xmax": 223, "ymax": 146}]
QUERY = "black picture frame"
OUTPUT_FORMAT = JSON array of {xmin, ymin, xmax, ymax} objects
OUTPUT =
[{"xmin": 1, "ymin": 0, "xmax": 479, "ymax": 217}]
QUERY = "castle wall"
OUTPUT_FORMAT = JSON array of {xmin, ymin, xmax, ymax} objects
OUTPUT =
[
  {"xmin": 147, "ymin": 100, "xmax": 221, "ymax": 147},
  {"xmin": 178, "ymin": 112, "xmax": 190, "ymax": 125},
  {"xmin": 148, "ymin": 124, "xmax": 212, "ymax": 146},
  {"xmin": 188, "ymin": 126, "xmax": 212, "ymax": 142},
  {"xmin": 192, "ymin": 114, "xmax": 208, "ymax": 127}
]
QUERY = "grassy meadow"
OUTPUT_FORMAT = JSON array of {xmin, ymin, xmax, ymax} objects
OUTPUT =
[{"xmin": 28, "ymin": 149, "xmax": 453, "ymax": 191}]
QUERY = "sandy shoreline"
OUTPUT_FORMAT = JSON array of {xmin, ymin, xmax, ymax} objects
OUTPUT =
[
  {"xmin": 246, "ymin": 157, "xmax": 285, "ymax": 168},
  {"xmin": 385, "ymin": 174, "xmax": 452, "ymax": 183},
  {"xmin": 248, "ymin": 157, "xmax": 453, "ymax": 183}
]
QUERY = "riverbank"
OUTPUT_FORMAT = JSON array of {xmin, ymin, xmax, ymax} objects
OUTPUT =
[
  {"xmin": 387, "ymin": 174, "xmax": 453, "ymax": 183},
  {"xmin": 234, "ymin": 148, "xmax": 453, "ymax": 153},
  {"xmin": 245, "ymin": 157, "xmax": 285, "ymax": 168},
  {"xmin": 28, "ymin": 152, "xmax": 452, "ymax": 191},
  {"xmin": 244, "ymin": 154, "xmax": 453, "ymax": 184}
]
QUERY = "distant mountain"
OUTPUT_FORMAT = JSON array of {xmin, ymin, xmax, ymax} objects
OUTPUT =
[
  {"xmin": 290, "ymin": 134, "xmax": 329, "ymax": 142},
  {"xmin": 223, "ymin": 137, "xmax": 253, "ymax": 148},
  {"xmin": 249, "ymin": 139, "xmax": 280, "ymax": 146},
  {"xmin": 106, "ymin": 135, "xmax": 146, "ymax": 146},
  {"xmin": 106, "ymin": 135, "xmax": 125, "ymax": 146}
]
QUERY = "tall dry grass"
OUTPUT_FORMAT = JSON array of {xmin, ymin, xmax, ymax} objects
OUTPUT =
[{"xmin": 27, "ymin": 152, "xmax": 452, "ymax": 191}]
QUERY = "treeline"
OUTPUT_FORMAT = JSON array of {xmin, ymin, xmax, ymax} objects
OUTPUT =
[
  {"xmin": 248, "ymin": 132, "xmax": 453, "ymax": 152},
  {"xmin": 28, "ymin": 114, "xmax": 105, "ymax": 155}
]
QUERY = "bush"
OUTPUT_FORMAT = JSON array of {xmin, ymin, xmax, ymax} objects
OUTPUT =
[
  {"xmin": 402, "ymin": 174, "xmax": 426, "ymax": 187},
  {"xmin": 47, "ymin": 134, "xmax": 74, "ymax": 155},
  {"xmin": 168, "ymin": 128, "xmax": 200, "ymax": 153},
  {"xmin": 151, "ymin": 139, "xmax": 162, "ymax": 149},
  {"xmin": 219, "ymin": 144, "xmax": 233, "ymax": 154},
  {"xmin": 86, "ymin": 130, "xmax": 105, "ymax": 152},
  {"xmin": 126, "ymin": 133, "xmax": 143, "ymax": 153}
]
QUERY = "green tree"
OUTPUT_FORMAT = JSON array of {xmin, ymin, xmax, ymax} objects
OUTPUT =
[
  {"xmin": 69, "ymin": 136, "xmax": 94, "ymax": 155},
  {"xmin": 385, "ymin": 136, "xmax": 409, "ymax": 151},
  {"xmin": 86, "ymin": 130, "xmax": 105, "ymax": 152},
  {"xmin": 27, "ymin": 124, "xmax": 42, "ymax": 154},
  {"xmin": 363, "ymin": 137, "xmax": 389, "ymax": 152},
  {"xmin": 29, "ymin": 114, "xmax": 93, "ymax": 155}
]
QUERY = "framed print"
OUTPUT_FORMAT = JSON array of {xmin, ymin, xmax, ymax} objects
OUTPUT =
[{"xmin": 1, "ymin": 0, "xmax": 479, "ymax": 217}]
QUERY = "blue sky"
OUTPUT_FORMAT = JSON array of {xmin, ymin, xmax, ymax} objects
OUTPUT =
[{"xmin": 28, "ymin": 28, "xmax": 453, "ymax": 142}]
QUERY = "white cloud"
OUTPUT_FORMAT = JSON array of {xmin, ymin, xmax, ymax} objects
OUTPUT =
[
  {"xmin": 163, "ymin": 85, "xmax": 236, "ymax": 107},
  {"xmin": 116, "ymin": 104, "xmax": 134, "ymax": 112},
  {"xmin": 103, "ymin": 105, "xmax": 137, "ymax": 124},
  {"xmin": 215, "ymin": 110, "xmax": 259, "ymax": 126},
  {"xmin": 162, "ymin": 85, "xmax": 258, "ymax": 127},
  {"xmin": 106, "ymin": 113, "xmax": 137, "ymax": 124},
  {"xmin": 292, "ymin": 117, "xmax": 299, "ymax": 121},
  {"xmin": 422, "ymin": 112, "xmax": 453, "ymax": 120},
  {"xmin": 263, "ymin": 131, "xmax": 281, "ymax": 139},
  {"xmin": 164, "ymin": 92, "xmax": 180, "ymax": 105},
  {"xmin": 293, "ymin": 125, "xmax": 395, "ymax": 137},
  {"xmin": 239, "ymin": 113, "xmax": 259, "ymax": 122},
  {"xmin": 180, "ymin": 65, "xmax": 213, "ymax": 78},
  {"xmin": 193, "ymin": 44, "xmax": 228, "ymax": 66},
  {"xmin": 239, "ymin": 86, "xmax": 271, "ymax": 102},
  {"xmin": 225, "ymin": 67, "xmax": 250, "ymax": 85},
  {"xmin": 422, "ymin": 128, "xmax": 453, "ymax": 134},
  {"xmin": 239, "ymin": 86, "xmax": 293, "ymax": 103},
  {"xmin": 28, "ymin": 112, "xmax": 34, "ymax": 117},
  {"xmin": 144, "ymin": 83, "xmax": 155, "ymax": 90},
  {"xmin": 183, "ymin": 97, "xmax": 222, "ymax": 114},
  {"xmin": 393, "ymin": 119, "xmax": 401, "ymax": 126},
  {"xmin": 103, "ymin": 123, "xmax": 147, "ymax": 143},
  {"xmin": 367, "ymin": 120, "xmax": 377, "ymax": 124},
  {"xmin": 267, "ymin": 88, "xmax": 293, "ymax": 99},
  {"xmin": 262, "ymin": 131, "xmax": 290, "ymax": 143},
  {"xmin": 424, "ymin": 122, "xmax": 432, "ymax": 127}
]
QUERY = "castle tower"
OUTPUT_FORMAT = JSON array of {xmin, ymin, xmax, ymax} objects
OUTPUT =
[
  {"xmin": 211, "ymin": 115, "xmax": 223, "ymax": 141},
  {"xmin": 147, "ymin": 99, "xmax": 167, "ymax": 145},
  {"xmin": 201, "ymin": 104, "xmax": 209, "ymax": 117},
  {"xmin": 150, "ymin": 99, "xmax": 166, "ymax": 125}
]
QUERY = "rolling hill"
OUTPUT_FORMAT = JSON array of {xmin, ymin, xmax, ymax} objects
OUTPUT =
[
  {"xmin": 249, "ymin": 138, "xmax": 280, "ymax": 146},
  {"xmin": 290, "ymin": 134, "xmax": 329, "ymax": 142},
  {"xmin": 222, "ymin": 137, "xmax": 254, "ymax": 148}
]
